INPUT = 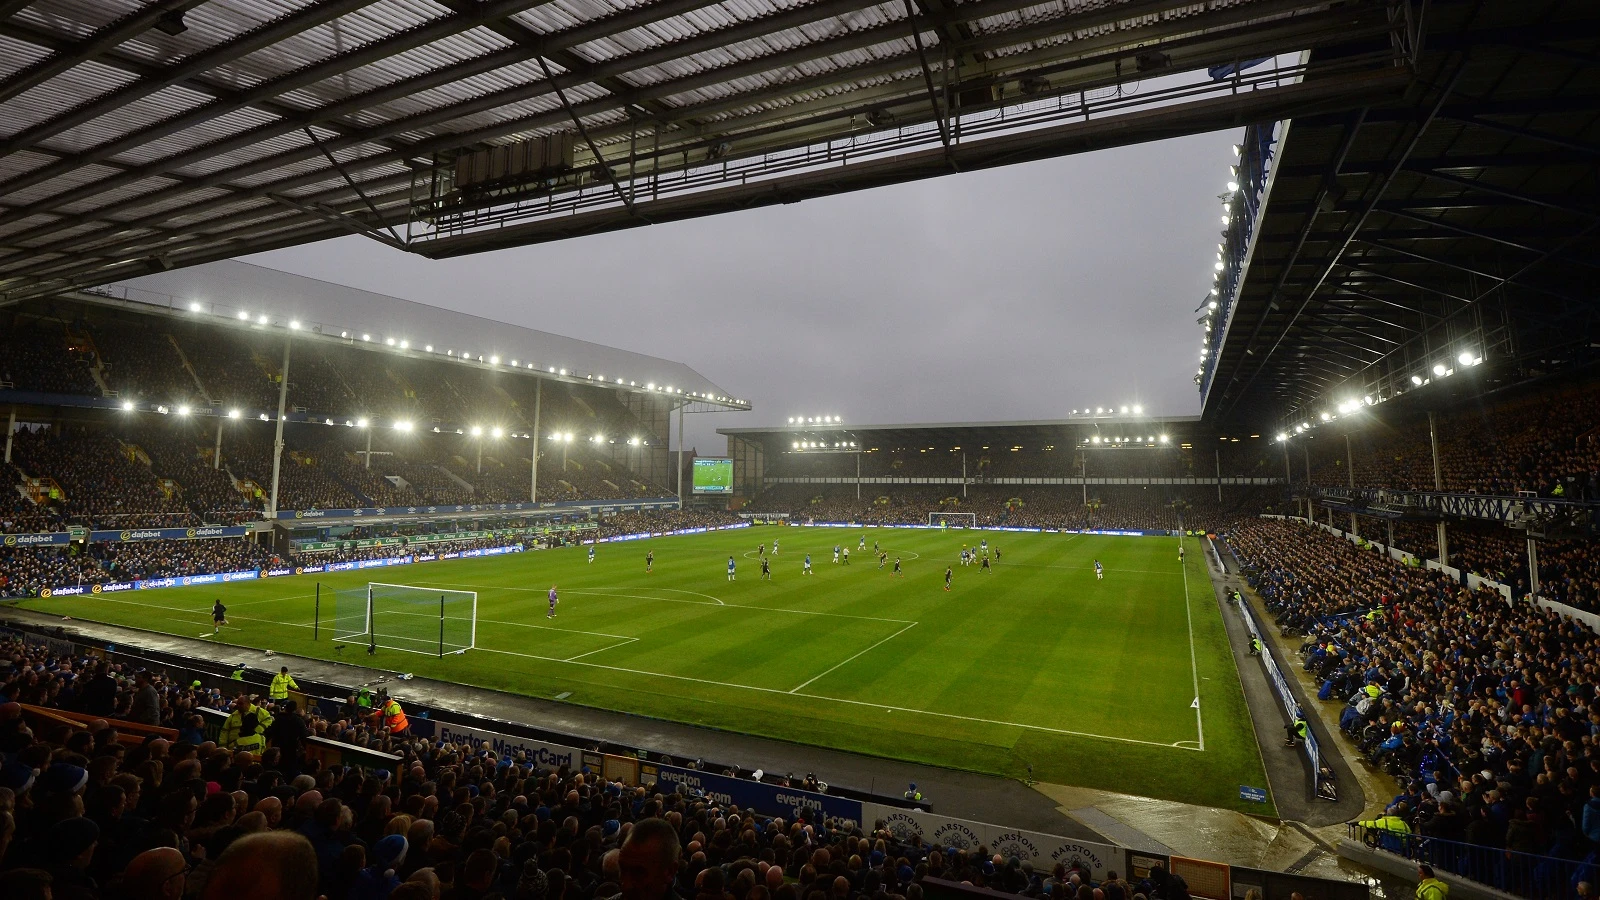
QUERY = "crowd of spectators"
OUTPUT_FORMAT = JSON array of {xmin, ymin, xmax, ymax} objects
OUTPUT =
[
  {"xmin": 748, "ymin": 486, "xmax": 1276, "ymax": 533},
  {"xmin": 0, "ymin": 628, "xmax": 1196, "ymax": 900},
  {"xmin": 0, "ymin": 315, "xmax": 98, "ymax": 396},
  {"xmin": 1228, "ymin": 518, "xmax": 1600, "ymax": 863},
  {"xmin": 10, "ymin": 427, "xmax": 194, "ymax": 530},
  {"xmin": 589, "ymin": 510, "xmax": 743, "ymax": 540},
  {"xmin": 1308, "ymin": 383, "xmax": 1600, "ymax": 499},
  {"xmin": 99, "ymin": 330, "xmax": 200, "ymax": 407}
]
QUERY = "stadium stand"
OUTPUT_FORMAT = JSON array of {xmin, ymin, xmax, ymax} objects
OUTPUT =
[
  {"xmin": 1226, "ymin": 517, "xmax": 1600, "ymax": 869},
  {"xmin": 0, "ymin": 624, "xmax": 1166, "ymax": 900},
  {"xmin": 0, "ymin": 314, "xmax": 98, "ymax": 396}
]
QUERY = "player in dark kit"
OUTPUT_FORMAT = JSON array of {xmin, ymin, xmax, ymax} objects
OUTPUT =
[
  {"xmin": 211, "ymin": 600, "xmax": 227, "ymax": 633},
  {"xmin": 893, "ymin": 557, "xmax": 903, "ymax": 577},
  {"xmin": 944, "ymin": 567, "xmax": 953, "ymax": 591},
  {"xmin": 761, "ymin": 556, "xmax": 772, "ymax": 580},
  {"xmin": 646, "ymin": 550, "xmax": 654, "ymax": 573},
  {"xmin": 980, "ymin": 555, "xmax": 991, "ymax": 572}
]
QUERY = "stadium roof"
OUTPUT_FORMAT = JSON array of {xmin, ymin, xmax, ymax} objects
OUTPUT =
[
  {"xmin": 82, "ymin": 259, "xmax": 748, "ymax": 406},
  {"xmin": 0, "ymin": 0, "xmax": 1413, "ymax": 301},
  {"xmin": 719, "ymin": 414, "xmax": 1252, "ymax": 452},
  {"xmin": 1200, "ymin": 0, "xmax": 1600, "ymax": 433}
]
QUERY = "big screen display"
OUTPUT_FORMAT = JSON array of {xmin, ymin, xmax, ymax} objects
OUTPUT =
[{"xmin": 692, "ymin": 457, "xmax": 735, "ymax": 494}]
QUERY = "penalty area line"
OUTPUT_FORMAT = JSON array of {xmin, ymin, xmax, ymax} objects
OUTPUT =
[{"xmin": 788, "ymin": 622, "xmax": 917, "ymax": 693}]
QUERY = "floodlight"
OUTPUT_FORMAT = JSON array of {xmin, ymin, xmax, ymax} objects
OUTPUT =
[
  {"xmin": 1208, "ymin": 301, "xmax": 1218, "ymax": 310},
  {"xmin": 356, "ymin": 417, "xmax": 369, "ymax": 428},
  {"xmin": 491, "ymin": 427, "xmax": 503, "ymax": 438},
  {"xmin": 237, "ymin": 311, "xmax": 249, "ymax": 320},
  {"xmin": 509, "ymin": 359, "xmax": 516, "ymax": 366},
  {"xmin": 189, "ymin": 302, "xmax": 202, "ymax": 312},
  {"xmin": 1364, "ymin": 396, "xmax": 1374, "ymax": 405},
  {"xmin": 386, "ymin": 337, "xmax": 396, "ymax": 346},
  {"xmin": 259, "ymin": 413, "xmax": 269, "ymax": 421},
  {"xmin": 1159, "ymin": 434, "xmax": 1169, "ymax": 443},
  {"xmin": 1226, "ymin": 181, "xmax": 1239, "ymax": 192},
  {"xmin": 1214, "ymin": 261, "xmax": 1224, "ymax": 271},
  {"xmin": 647, "ymin": 382, "xmax": 655, "ymax": 390},
  {"xmin": 1432, "ymin": 364, "xmax": 1447, "ymax": 377},
  {"xmin": 362, "ymin": 334, "xmax": 371, "ymax": 342},
  {"xmin": 394, "ymin": 420, "xmax": 413, "ymax": 431},
  {"xmin": 157, "ymin": 405, "xmax": 168, "ymax": 414},
  {"xmin": 1457, "ymin": 351, "xmax": 1474, "ymax": 366},
  {"xmin": 1277, "ymin": 433, "xmax": 1288, "ymax": 442},
  {"xmin": 400, "ymin": 340, "xmax": 409, "ymax": 349},
  {"xmin": 793, "ymin": 442, "xmax": 799, "ymax": 449},
  {"xmin": 227, "ymin": 409, "xmax": 240, "ymax": 419},
  {"xmin": 424, "ymin": 345, "xmax": 433, "ymax": 352},
  {"xmin": 563, "ymin": 432, "xmax": 573, "ymax": 442},
  {"xmin": 1133, "ymin": 405, "xmax": 1143, "ymax": 415},
  {"xmin": 1320, "ymin": 412, "xmax": 1331, "ymax": 421},
  {"xmin": 1301, "ymin": 422, "xmax": 1309, "ymax": 429},
  {"xmin": 1412, "ymin": 375, "xmax": 1424, "ymax": 385},
  {"xmin": 258, "ymin": 314, "xmax": 269, "ymax": 324},
  {"xmin": 629, "ymin": 437, "xmax": 640, "ymax": 446},
  {"xmin": 490, "ymin": 356, "xmax": 499, "ymax": 364},
  {"xmin": 176, "ymin": 404, "xmax": 191, "ymax": 416},
  {"xmin": 121, "ymin": 400, "xmax": 134, "ymax": 411},
  {"xmin": 289, "ymin": 320, "xmax": 301, "ymax": 330},
  {"xmin": 470, "ymin": 426, "xmax": 483, "ymax": 436},
  {"xmin": 1221, "ymin": 215, "xmax": 1229, "ymax": 224},
  {"xmin": 1232, "ymin": 144, "xmax": 1241, "ymax": 156},
  {"xmin": 1096, "ymin": 407, "xmax": 1103, "ymax": 414},
  {"xmin": 559, "ymin": 369, "xmax": 567, "ymax": 376},
  {"xmin": 341, "ymin": 331, "xmax": 349, "ymax": 338}
]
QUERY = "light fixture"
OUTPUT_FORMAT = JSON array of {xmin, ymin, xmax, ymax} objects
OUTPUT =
[
  {"xmin": 1277, "ymin": 433, "xmax": 1288, "ymax": 442},
  {"xmin": 1226, "ymin": 181, "xmax": 1239, "ymax": 192},
  {"xmin": 289, "ymin": 320, "xmax": 301, "ymax": 330},
  {"xmin": 227, "ymin": 409, "xmax": 240, "ymax": 419},
  {"xmin": 237, "ymin": 311, "xmax": 250, "ymax": 320},
  {"xmin": 1457, "ymin": 351, "xmax": 1475, "ymax": 366},
  {"xmin": 121, "ymin": 400, "xmax": 134, "ymax": 411},
  {"xmin": 394, "ymin": 420, "xmax": 413, "ymax": 431},
  {"xmin": 491, "ymin": 427, "xmax": 503, "ymax": 438},
  {"xmin": 177, "ymin": 404, "xmax": 191, "ymax": 416},
  {"xmin": 356, "ymin": 417, "xmax": 369, "ymax": 428},
  {"xmin": 189, "ymin": 302, "xmax": 202, "ymax": 312},
  {"xmin": 424, "ymin": 345, "xmax": 433, "ymax": 352},
  {"xmin": 399, "ymin": 340, "xmax": 409, "ymax": 349},
  {"xmin": 257, "ymin": 314, "xmax": 269, "ymax": 325},
  {"xmin": 1432, "ymin": 364, "xmax": 1448, "ymax": 377},
  {"xmin": 362, "ymin": 334, "xmax": 371, "ymax": 342},
  {"xmin": 471, "ymin": 426, "xmax": 483, "ymax": 436},
  {"xmin": 1412, "ymin": 375, "xmax": 1424, "ymax": 385},
  {"xmin": 490, "ymin": 356, "xmax": 500, "ymax": 364},
  {"xmin": 386, "ymin": 338, "xmax": 396, "ymax": 346}
]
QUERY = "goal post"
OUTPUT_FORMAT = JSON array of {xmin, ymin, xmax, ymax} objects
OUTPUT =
[
  {"xmin": 330, "ymin": 582, "xmax": 478, "ymax": 657},
  {"xmin": 928, "ymin": 512, "xmax": 976, "ymax": 529}
]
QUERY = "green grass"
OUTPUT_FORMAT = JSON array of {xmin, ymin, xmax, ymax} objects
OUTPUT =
[{"xmin": 20, "ymin": 528, "xmax": 1271, "ymax": 812}]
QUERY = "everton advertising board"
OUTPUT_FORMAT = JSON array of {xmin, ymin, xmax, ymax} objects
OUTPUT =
[
  {"xmin": 860, "ymin": 804, "xmax": 1119, "ymax": 881},
  {"xmin": 641, "ymin": 763, "xmax": 863, "ymax": 823},
  {"xmin": 431, "ymin": 722, "xmax": 583, "ymax": 770}
]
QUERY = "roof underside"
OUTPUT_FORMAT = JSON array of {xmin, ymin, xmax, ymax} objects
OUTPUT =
[
  {"xmin": 0, "ymin": 0, "xmax": 1413, "ymax": 301},
  {"xmin": 1201, "ymin": 0, "xmax": 1600, "ymax": 431},
  {"xmin": 721, "ymin": 415, "xmax": 1232, "ymax": 451}
]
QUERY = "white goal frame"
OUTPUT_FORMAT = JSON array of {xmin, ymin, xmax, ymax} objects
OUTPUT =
[
  {"xmin": 351, "ymin": 581, "xmax": 480, "ymax": 656},
  {"xmin": 928, "ymin": 512, "xmax": 976, "ymax": 528}
]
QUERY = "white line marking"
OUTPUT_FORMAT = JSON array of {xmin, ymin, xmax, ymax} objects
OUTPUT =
[
  {"xmin": 410, "ymin": 581, "xmax": 911, "ymax": 624},
  {"xmin": 564, "ymin": 637, "xmax": 639, "ymax": 662},
  {"xmin": 789, "ymin": 622, "xmax": 918, "ymax": 693},
  {"xmin": 1180, "ymin": 534, "xmax": 1205, "ymax": 752},
  {"xmin": 379, "ymin": 608, "xmax": 632, "ymax": 640},
  {"xmin": 471, "ymin": 643, "xmax": 1192, "ymax": 750}
]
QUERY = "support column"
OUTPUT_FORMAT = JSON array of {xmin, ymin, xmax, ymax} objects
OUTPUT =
[
  {"xmin": 1429, "ymin": 411, "xmax": 1448, "ymax": 567},
  {"xmin": 1346, "ymin": 432, "xmax": 1358, "ymax": 536},
  {"xmin": 530, "ymin": 381, "xmax": 541, "ymax": 502},
  {"xmin": 855, "ymin": 450, "xmax": 862, "ymax": 501},
  {"xmin": 1527, "ymin": 537, "xmax": 1540, "ymax": 600},
  {"xmin": 1215, "ymin": 447, "xmax": 1222, "ymax": 502},
  {"xmin": 962, "ymin": 451, "xmax": 968, "ymax": 499},
  {"xmin": 214, "ymin": 421, "xmax": 224, "ymax": 470},
  {"xmin": 476, "ymin": 442, "xmax": 483, "ymax": 474},
  {"xmin": 1081, "ymin": 451, "xmax": 1087, "ymax": 505},
  {"xmin": 5, "ymin": 408, "xmax": 16, "ymax": 464},
  {"xmin": 1282, "ymin": 442, "xmax": 1293, "ymax": 517},
  {"xmin": 364, "ymin": 428, "xmax": 373, "ymax": 470},
  {"xmin": 1387, "ymin": 518, "xmax": 1395, "ymax": 548},
  {"xmin": 267, "ymin": 336, "xmax": 291, "ymax": 519},
  {"xmin": 675, "ymin": 402, "xmax": 683, "ymax": 507}
]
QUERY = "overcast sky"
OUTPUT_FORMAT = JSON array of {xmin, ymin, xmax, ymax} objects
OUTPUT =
[{"xmin": 247, "ymin": 130, "xmax": 1238, "ymax": 453}]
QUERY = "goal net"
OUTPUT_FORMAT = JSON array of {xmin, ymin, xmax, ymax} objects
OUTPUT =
[
  {"xmin": 928, "ymin": 512, "xmax": 976, "ymax": 528},
  {"xmin": 330, "ymin": 582, "xmax": 478, "ymax": 657}
]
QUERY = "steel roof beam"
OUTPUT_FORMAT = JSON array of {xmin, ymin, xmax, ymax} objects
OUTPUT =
[
  {"xmin": 1417, "ymin": 168, "xmax": 1600, "ymax": 219},
  {"xmin": 1379, "ymin": 208, "xmax": 1600, "ymax": 270},
  {"xmin": 0, "ymin": 0, "xmax": 199, "ymax": 106},
  {"xmin": 1439, "ymin": 113, "xmax": 1600, "ymax": 157},
  {"xmin": 3, "ymin": 0, "xmax": 1374, "ymax": 266},
  {"xmin": 0, "ymin": 0, "xmax": 383, "ymax": 158}
]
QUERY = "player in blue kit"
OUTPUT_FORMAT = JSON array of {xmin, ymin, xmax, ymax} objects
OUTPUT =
[
  {"xmin": 727, "ymin": 556, "xmax": 737, "ymax": 581},
  {"xmin": 1094, "ymin": 559, "xmax": 1104, "ymax": 580},
  {"xmin": 547, "ymin": 585, "xmax": 558, "ymax": 618},
  {"xmin": 803, "ymin": 554, "xmax": 813, "ymax": 575},
  {"xmin": 588, "ymin": 545, "xmax": 595, "ymax": 564}
]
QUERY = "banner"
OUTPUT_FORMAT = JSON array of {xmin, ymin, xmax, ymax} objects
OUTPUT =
[
  {"xmin": 1234, "ymin": 595, "xmax": 1326, "ymax": 799},
  {"xmin": 642, "ymin": 762, "xmax": 863, "ymax": 823},
  {"xmin": 861, "ymin": 804, "xmax": 1119, "ymax": 881},
  {"xmin": 294, "ymin": 525, "xmax": 586, "ymax": 552},
  {"xmin": 431, "ymin": 721, "xmax": 584, "ymax": 769},
  {"xmin": 3, "ymin": 532, "xmax": 71, "ymax": 547},
  {"xmin": 89, "ymin": 526, "xmax": 252, "ymax": 543},
  {"xmin": 277, "ymin": 498, "xmax": 679, "ymax": 520}
]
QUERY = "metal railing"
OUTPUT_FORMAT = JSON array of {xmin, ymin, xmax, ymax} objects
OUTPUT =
[{"xmin": 1347, "ymin": 823, "xmax": 1595, "ymax": 900}]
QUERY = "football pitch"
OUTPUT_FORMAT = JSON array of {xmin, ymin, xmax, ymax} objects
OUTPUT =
[{"xmin": 20, "ymin": 527, "xmax": 1272, "ymax": 811}]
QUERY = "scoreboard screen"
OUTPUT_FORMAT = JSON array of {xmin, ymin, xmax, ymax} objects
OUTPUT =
[{"xmin": 692, "ymin": 458, "xmax": 734, "ymax": 494}]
